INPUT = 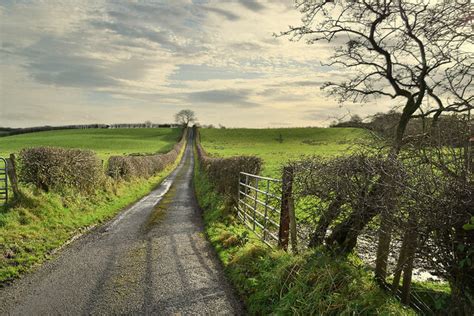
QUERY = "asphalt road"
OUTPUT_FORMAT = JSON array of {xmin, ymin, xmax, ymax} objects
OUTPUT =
[{"xmin": 0, "ymin": 133, "xmax": 243, "ymax": 315}]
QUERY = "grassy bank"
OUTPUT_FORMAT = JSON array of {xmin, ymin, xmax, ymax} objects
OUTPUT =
[
  {"xmin": 193, "ymin": 154, "xmax": 413, "ymax": 315},
  {"xmin": 200, "ymin": 127, "xmax": 369, "ymax": 176},
  {"xmin": 0, "ymin": 141, "xmax": 185, "ymax": 284},
  {"xmin": 0, "ymin": 128, "xmax": 181, "ymax": 160}
]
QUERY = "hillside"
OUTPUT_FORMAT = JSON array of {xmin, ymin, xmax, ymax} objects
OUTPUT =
[
  {"xmin": 200, "ymin": 127, "xmax": 370, "ymax": 176},
  {"xmin": 0, "ymin": 128, "xmax": 182, "ymax": 160}
]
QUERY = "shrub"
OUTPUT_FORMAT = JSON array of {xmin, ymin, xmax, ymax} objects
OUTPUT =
[
  {"xmin": 19, "ymin": 147, "xmax": 104, "ymax": 194},
  {"xmin": 195, "ymin": 128, "xmax": 261, "ymax": 198},
  {"xmin": 107, "ymin": 129, "xmax": 187, "ymax": 180},
  {"xmin": 290, "ymin": 153, "xmax": 404, "ymax": 251}
]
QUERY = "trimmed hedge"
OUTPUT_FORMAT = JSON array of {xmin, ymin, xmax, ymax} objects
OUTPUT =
[
  {"xmin": 195, "ymin": 127, "xmax": 262, "ymax": 198},
  {"xmin": 19, "ymin": 147, "xmax": 104, "ymax": 194},
  {"xmin": 18, "ymin": 129, "xmax": 186, "ymax": 193},
  {"xmin": 107, "ymin": 129, "xmax": 187, "ymax": 180}
]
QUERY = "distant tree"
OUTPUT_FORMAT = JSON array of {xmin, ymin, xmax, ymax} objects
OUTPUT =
[
  {"xmin": 144, "ymin": 120, "xmax": 153, "ymax": 128},
  {"xmin": 330, "ymin": 114, "xmax": 368, "ymax": 128},
  {"xmin": 174, "ymin": 109, "xmax": 197, "ymax": 127},
  {"xmin": 349, "ymin": 115, "xmax": 362, "ymax": 124}
]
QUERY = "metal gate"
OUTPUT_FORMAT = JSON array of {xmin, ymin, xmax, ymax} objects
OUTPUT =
[
  {"xmin": 0, "ymin": 158, "xmax": 8, "ymax": 205},
  {"xmin": 236, "ymin": 172, "xmax": 281, "ymax": 247}
]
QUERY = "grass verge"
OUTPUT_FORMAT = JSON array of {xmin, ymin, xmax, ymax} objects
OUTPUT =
[
  {"xmin": 193, "ymin": 153, "xmax": 415, "ymax": 315},
  {"xmin": 0, "ymin": 141, "xmax": 186, "ymax": 284}
]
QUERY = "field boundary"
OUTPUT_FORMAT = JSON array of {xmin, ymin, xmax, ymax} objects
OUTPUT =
[{"xmin": 0, "ymin": 124, "xmax": 181, "ymax": 137}]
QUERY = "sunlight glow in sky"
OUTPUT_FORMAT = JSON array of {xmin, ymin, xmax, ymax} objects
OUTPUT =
[{"xmin": 0, "ymin": 0, "xmax": 392, "ymax": 128}]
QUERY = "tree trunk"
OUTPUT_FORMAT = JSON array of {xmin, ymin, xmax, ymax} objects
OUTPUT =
[
  {"xmin": 400, "ymin": 228, "xmax": 417, "ymax": 305},
  {"xmin": 375, "ymin": 212, "xmax": 393, "ymax": 284},
  {"xmin": 449, "ymin": 280, "xmax": 474, "ymax": 315},
  {"xmin": 309, "ymin": 196, "xmax": 342, "ymax": 248},
  {"xmin": 325, "ymin": 177, "xmax": 389, "ymax": 255},
  {"xmin": 325, "ymin": 203, "xmax": 379, "ymax": 254},
  {"xmin": 449, "ymin": 225, "xmax": 474, "ymax": 315},
  {"xmin": 375, "ymin": 97, "xmax": 417, "ymax": 280},
  {"xmin": 391, "ymin": 230, "xmax": 409, "ymax": 293}
]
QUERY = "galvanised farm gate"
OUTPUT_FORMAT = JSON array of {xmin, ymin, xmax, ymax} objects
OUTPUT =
[
  {"xmin": 0, "ymin": 158, "xmax": 8, "ymax": 205},
  {"xmin": 236, "ymin": 167, "xmax": 297, "ymax": 251}
]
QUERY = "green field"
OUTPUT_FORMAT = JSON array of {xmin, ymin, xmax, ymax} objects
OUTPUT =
[
  {"xmin": 200, "ymin": 127, "xmax": 369, "ymax": 176},
  {"xmin": 0, "ymin": 128, "xmax": 182, "ymax": 160}
]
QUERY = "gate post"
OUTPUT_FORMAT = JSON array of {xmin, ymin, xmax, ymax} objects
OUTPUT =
[
  {"xmin": 7, "ymin": 154, "xmax": 20, "ymax": 198},
  {"xmin": 278, "ymin": 166, "xmax": 293, "ymax": 251}
]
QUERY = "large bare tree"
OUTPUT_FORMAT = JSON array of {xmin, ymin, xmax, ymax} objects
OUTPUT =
[
  {"xmin": 282, "ymin": 0, "xmax": 473, "ymax": 282},
  {"xmin": 174, "ymin": 109, "xmax": 197, "ymax": 127}
]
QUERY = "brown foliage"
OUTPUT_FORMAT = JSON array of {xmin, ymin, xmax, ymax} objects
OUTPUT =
[{"xmin": 19, "ymin": 147, "xmax": 105, "ymax": 194}]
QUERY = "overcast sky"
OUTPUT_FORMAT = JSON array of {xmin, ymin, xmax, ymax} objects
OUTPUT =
[{"xmin": 0, "ymin": 0, "xmax": 393, "ymax": 128}]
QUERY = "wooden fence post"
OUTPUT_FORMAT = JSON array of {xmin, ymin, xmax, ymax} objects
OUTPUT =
[
  {"xmin": 279, "ymin": 166, "xmax": 293, "ymax": 251},
  {"xmin": 6, "ymin": 154, "xmax": 20, "ymax": 198},
  {"xmin": 289, "ymin": 194, "xmax": 298, "ymax": 253}
]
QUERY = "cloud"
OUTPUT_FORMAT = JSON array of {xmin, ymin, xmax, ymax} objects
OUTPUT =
[
  {"xmin": 0, "ymin": 0, "xmax": 397, "ymax": 128},
  {"xmin": 237, "ymin": 0, "xmax": 266, "ymax": 12},
  {"xmin": 227, "ymin": 41, "xmax": 264, "ymax": 51},
  {"xmin": 170, "ymin": 64, "xmax": 262, "ymax": 81},
  {"xmin": 15, "ymin": 37, "xmax": 119, "ymax": 88},
  {"xmin": 291, "ymin": 80, "xmax": 325, "ymax": 87},
  {"xmin": 187, "ymin": 89, "xmax": 260, "ymax": 107},
  {"xmin": 203, "ymin": 6, "xmax": 240, "ymax": 21},
  {"xmin": 90, "ymin": 20, "xmax": 182, "ymax": 52}
]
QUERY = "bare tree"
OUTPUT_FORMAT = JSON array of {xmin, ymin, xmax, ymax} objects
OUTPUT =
[
  {"xmin": 174, "ymin": 109, "xmax": 197, "ymax": 127},
  {"xmin": 281, "ymin": 0, "xmax": 473, "ymax": 283},
  {"xmin": 144, "ymin": 120, "xmax": 153, "ymax": 128}
]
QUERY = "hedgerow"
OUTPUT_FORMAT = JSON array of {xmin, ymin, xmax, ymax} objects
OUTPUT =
[
  {"xmin": 19, "ymin": 147, "xmax": 104, "ymax": 194},
  {"xmin": 195, "ymin": 128, "xmax": 261, "ymax": 198},
  {"xmin": 107, "ymin": 129, "xmax": 187, "ymax": 180}
]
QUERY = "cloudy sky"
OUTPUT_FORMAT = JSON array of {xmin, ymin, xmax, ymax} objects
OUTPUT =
[{"xmin": 0, "ymin": 0, "xmax": 392, "ymax": 128}]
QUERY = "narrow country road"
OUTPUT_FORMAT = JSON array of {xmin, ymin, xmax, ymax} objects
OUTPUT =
[{"xmin": 0, "ymin": 132, "xmax": 243, "ymax": 315}]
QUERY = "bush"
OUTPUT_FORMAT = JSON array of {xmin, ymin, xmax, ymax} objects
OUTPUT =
[
  {"xmin": 19, "ymin": 147, "xmax": 104, "ymax": 194},
  {"xmin": 195, "ymin": 128, "xmax": 261, "ymax": 198},
  {"xmin": 290, "ymin": 152, "xmax": 404, "ymax": 251},
  {"xmin": 108, "ymin": 129, "xmax": 186, "ymax": 180}
]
